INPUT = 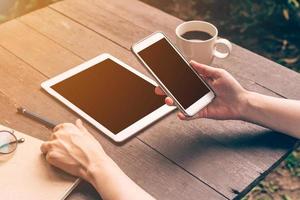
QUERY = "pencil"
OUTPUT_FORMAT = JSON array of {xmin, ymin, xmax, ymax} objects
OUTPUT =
[{"xmin": 17, "ymin": 107, "xmax": 58, "ymax": 129}]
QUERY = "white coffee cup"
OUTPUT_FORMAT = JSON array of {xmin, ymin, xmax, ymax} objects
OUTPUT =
[{"xmin": 176, "ymin": 21, "xmax": 232, "ymax": 65}]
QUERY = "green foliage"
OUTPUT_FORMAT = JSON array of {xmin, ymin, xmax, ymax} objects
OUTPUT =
[
  {"xmin": 142, "ymin": 0, "xmax": 300, "ymax": 72},
  {"xmin": 242, "ymin": 148, "xmax": 300, "ymax": 199},
  {"xmin": 285, "ymin": 149, "xmax": 300, "ymax": 176},
  {"xmin": 195, "ymin": 0, "xmax": 300, "ymax": 72},
  {"xmin": 281, "ymin": 194, "xmax": 293, "ymax": 200}
]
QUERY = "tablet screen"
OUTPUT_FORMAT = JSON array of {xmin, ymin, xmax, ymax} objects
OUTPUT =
[{"xmin": 51, "ymin": 58, "xmax": 164, "ymax": 134}]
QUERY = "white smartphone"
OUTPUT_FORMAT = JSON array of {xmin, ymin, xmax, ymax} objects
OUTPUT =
[{"xmin": 132, "ymin": 32, "xmax": 215, "ymax": 117}]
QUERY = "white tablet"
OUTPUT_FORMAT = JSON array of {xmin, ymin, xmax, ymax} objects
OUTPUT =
[{"xmin": 42, "ymin": 53, "xmax": 175, "ymax": 142}]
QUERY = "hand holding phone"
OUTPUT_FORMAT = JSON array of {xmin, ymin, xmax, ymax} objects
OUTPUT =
[
  {"xmin": 156, "ymin": 61, "xmax": 248, "ymax": 121},
  {"xmin": 132, "ymin": 32, "xmax": 215, "ymax": 117}
]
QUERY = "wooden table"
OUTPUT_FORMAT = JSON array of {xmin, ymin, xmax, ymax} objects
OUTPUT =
[{"xmin": 0, "ymin": 0, "xmax": 299, "ymax": 199}]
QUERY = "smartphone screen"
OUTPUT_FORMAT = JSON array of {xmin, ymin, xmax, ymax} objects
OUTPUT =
[{"xmin": 137, "ymin": 37, "xmax": 211, "ymax": 109}]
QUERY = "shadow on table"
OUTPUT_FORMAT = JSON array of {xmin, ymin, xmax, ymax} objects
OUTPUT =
[
  {"xmin": 211, "ymin": 130, "xmax": 296, "ymax": 150},
  {"xmin": 156, "ymin": 128, "xmax": 297, "ymax": 166}
]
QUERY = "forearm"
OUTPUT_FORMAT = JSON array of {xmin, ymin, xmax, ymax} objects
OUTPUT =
[
  {"xmin": 86, "ymin": 156, "xmax": 155, "ymax": 200},
  {"xmin": 242, "ymin": 91, "xmax": 300, "ymax": 138}
]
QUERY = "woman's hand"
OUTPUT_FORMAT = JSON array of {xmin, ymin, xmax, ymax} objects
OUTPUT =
[
  {"xmin": 155, "ymin": 60, "xmax": 248, "ymax": 120},
  {"xmin": 40, "ymin": 119, "xmax": 110, "ymax": 181},
  {"xmin": 41, "ymin": 119, "xmax": 155, "ymax": 200}
]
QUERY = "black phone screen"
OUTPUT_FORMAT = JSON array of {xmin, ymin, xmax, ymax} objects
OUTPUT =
[{"xmin": 138, "ymin": 37, "xmax": 211, "ymax": 109}]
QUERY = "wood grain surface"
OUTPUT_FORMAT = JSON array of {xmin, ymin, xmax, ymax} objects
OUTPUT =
[
  {"xmin": 0, "ymin": 0, "xmax": 298, "ymax": 199},
  {"xmin": 0, "ymin": 19, "xmax": 224, "ymax": 200}
]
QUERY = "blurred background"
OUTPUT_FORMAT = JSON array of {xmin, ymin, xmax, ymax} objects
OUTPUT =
[
  {"xmin": 142, "ymin": 0, "xmax": 300, "ymax": 73},
  {"xmin": 0, "ymin": 0, "xmax": 58, "ymax": 21},
  {"xmin": 0, "ymin": 0, "xmax": 299, "ymax": 72},
  {"xmin": 0, "ymin": 0, "xmax": 299, "ymax": 199}
]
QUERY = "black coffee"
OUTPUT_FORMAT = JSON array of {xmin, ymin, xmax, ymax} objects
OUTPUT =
[{"xmin": 181, "ymin": 31, "xmax": 213, "ymax": 41}]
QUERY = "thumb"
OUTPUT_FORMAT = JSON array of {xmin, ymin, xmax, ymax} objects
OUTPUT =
[
  {"xmin": 75, "ymin": 119, "xmax": 89, "ymax": 133},
  {"xmin": 190, "ymin": 60, "xmax": 220, "ymax": 78}
]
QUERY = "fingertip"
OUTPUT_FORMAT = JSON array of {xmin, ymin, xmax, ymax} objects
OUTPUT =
[
  {"xmin": 154, "ymin": 87, "xmax": 160, "ymax": 95},
  {"xmin": 191, "ymin": 60, "xmax": 205, "ymax": 66},
  {"xmin": 75, "ymin": 119, "xmax": 82, "ymax": 126},
  {"xmin": 40, "ymin": 143, "xmax": 45, "ymax": 154},
  {"xmin": 40, "ymin": 142, "xmax": 48, "ymax": 154},
  {"xmin": 45, "ymin": 151, "xmax": 53, "ymax": 162},
  {"xmin": 177, "ymin": 112, "xmax": 187, "ymax": 120},
  {"xmin": 190, "ymin": 61, "xmax": 201, "ymax": 71},
  {"xmin": 154, "ymin": 87, "xmax": 165, "ymax": 96},
  {"xmin": 192, "ymin": 62, "xmax": 219, "ymax": 78},
  {"xmin": 165, "ymin": 97, "xmax": 173, "ymax": 105},
  {"xmin": 194, "ymin": 62, "xmax": 207, "ymax": 69},
  {"xmin": 76, "ymin": 118, "xmax": 89, "ymax": 134},
  {"xmin": 53, "ymin": 124, "xmax": 62, "ymax": 132},
  {"xmin": 190, "ymin": 61, "xmax": 204, "ymax": 71}
]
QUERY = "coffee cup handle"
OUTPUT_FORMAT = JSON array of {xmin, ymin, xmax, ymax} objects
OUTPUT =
[{"xmin": 213, "ymin": 38, "xmax": 232, "ymax": 59}]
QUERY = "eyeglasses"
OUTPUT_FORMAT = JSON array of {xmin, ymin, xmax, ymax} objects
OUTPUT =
[{"xmin": 0, "ymin": 130, "xmax": 25, "ymax": 154}]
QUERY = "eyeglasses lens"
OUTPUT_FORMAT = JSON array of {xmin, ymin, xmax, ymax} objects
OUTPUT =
[{"xmin": 0, "ymin": 131, "xmax": 17, "ymax": 154}]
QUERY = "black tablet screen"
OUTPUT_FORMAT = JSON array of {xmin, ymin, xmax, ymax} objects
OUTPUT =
[{"xmin": 51, "ymin": 58, "xmax": 164, "ymax": 133}]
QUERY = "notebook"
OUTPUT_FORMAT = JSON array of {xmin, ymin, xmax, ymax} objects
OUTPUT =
[{"xmin": 0, "ymin": 125, "xmax": 80, "ymax": 200}]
